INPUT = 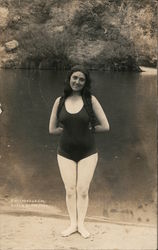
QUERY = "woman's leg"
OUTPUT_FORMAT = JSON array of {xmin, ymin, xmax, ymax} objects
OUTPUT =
[
  {"xmin": 57, "ymin": 154, "xmax": 77, "ymax": 236},
  {"xmin": 77, "ymin": 153, "xmax": 98, "ymax": 238}
]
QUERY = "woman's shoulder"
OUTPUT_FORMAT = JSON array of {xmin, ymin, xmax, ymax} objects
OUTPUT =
[
  {"xmin": 55, "ymin": 96, "xmax": 63, "ymax": 103},
  {"xmin": 91, "ymin": 95, "xmax": 103, "ymax": 109},
  {"xmin": 53, "ymin": 96, "xmax": 63, "ymax": 107},
  {"xmin": 91, "ymin": 95, "xmax": 98, "ymax": 103}
]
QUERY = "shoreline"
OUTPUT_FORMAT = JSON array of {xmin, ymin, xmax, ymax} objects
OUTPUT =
[
  {"xmin": 0, "ymin": 199, "xmax": 156, "ymax": 228},
  {"xmin": 139, "ymin": 66, "xmax": 157, "ymax": 75},
  {"xmin": 0, "ymin": 66, "xmax": 157, "ymax": 73}
]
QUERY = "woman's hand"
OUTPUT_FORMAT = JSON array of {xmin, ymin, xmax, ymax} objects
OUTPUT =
[{"xmin": 88, "ymin": 123, "xmax": 92, "ymax": 130}]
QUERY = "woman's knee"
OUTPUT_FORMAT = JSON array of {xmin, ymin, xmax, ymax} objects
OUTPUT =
[
  {"xmin": 77, "ymin": 185, "xmax": 89, "ymax": 199},
  {"xmin": 65, "ymin": 185, "xmax": 76, "ymax": 198}
]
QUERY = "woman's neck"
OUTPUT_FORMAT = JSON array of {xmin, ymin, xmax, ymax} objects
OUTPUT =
[{"xmin": 71, "ymin": 91, "xmax": 82, "ymax": 97}]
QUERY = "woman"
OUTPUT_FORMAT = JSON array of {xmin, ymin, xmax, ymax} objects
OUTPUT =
[{"xmin": 49, "ymin": 65, "xmax": 110, "ymax": 238}]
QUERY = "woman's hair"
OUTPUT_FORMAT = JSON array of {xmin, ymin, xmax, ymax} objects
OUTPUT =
[{"xmin": 57, "ymin": 65, "xmax": 96, "ymax": 132}]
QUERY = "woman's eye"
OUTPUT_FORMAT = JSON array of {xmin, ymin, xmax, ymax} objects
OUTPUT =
[
  {"xmin": 73, "ymin": 76, "xmax": 77, "ymax": 80},
  {"xmin": 80, "ymin": 78, "xmax": 85, "ymax": 82}
]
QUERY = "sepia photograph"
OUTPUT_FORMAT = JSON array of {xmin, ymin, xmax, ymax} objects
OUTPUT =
[{"xmin": 0, "ymin": 0, "xmax": 157, "ymax": 249}]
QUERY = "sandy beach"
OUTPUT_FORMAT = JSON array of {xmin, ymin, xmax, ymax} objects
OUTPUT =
[
  {"xmin": 1, "ymin": 213, "xmax": 157, "ymax": 250},
  {"xmin": 0, "ymin": 201, "xmax": 157, "ymax": 250}
]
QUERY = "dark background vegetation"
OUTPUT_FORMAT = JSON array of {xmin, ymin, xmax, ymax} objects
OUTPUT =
[{"xmin": 0, "ymin": 0, "xmax": 157, "ymax": 70}]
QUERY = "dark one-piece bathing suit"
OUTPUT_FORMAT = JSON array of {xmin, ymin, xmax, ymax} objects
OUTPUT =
[{"xmin": 57, "ymin": 101, "xmax": 97, "ymax": 162}]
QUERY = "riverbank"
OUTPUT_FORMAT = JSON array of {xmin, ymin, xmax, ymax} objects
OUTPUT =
[{"xmin": 139, "ymin": 66, "xmax": 157, "ymax": 75}]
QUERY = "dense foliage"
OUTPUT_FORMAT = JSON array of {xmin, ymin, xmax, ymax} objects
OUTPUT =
[{"xmin": 0, "ymin": 0, "xmax": 157, "ymax": 70}]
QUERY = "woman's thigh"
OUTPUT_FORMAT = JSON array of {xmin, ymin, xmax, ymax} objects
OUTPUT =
[
  {"xmin": 77, "ymin": 153, "xmax": 98, "ymax": 189},
  {"xmin": 57, "ymin": 154, "xmax": 77, "ymax": 188}
]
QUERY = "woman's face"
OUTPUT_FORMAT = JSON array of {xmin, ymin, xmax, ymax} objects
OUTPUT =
[{"xmin": 69, "ymin": 71, "xmax": 86, "ymax": 92}]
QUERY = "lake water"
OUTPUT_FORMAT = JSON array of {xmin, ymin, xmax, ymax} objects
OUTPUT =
[{"xmin": 0, "ymin": 68, "xmax": 157, "ymax": 224}]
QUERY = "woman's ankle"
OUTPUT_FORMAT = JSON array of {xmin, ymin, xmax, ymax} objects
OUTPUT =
[
  {"xmin": 70, "ymin": 223, "xmax": 77, "ymax": 228},
  {"xmin": 78, "ymin": 223, "xmax": 85, "ymax": 229}
]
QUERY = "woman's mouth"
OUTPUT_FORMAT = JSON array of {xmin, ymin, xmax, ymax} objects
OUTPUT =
[{"xmin": 73, "ymin": 84, "xmax": 80, "ymax": 88}]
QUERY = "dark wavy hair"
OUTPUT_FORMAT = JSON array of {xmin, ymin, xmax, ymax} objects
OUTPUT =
[{"xmin": 57, "ymin": 65, "xmax": 96, "ymax": 132}]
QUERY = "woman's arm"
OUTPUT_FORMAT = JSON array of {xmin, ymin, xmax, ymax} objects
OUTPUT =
[
  {"xmin": 49, "ymin": 97, "xmax": 64, "ymax": 135},
  {"xmin": 91, "ymin": 95, "xmax": 110, "ymax": 132}
]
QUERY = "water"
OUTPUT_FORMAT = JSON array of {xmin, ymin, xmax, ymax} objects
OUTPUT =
[{"xmin": 0, "ymin": 68, "xmax": 157, "ymax": 223}]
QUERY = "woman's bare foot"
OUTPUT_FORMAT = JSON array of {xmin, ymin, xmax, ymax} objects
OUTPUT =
[
  {"xmin": 78, "ymin": 225, "xmax": 90, "ymax": 238},
  {"xmin": 61, "ymin": 225, "xmax": 77, "ymax": 237}
]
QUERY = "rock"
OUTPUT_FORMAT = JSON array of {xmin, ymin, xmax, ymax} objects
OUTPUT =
[
  {"xmin": 5, "ymin": 40, "xmax": 19, "ymax": 52},
  {"xmin": 0, "ymin": 7, "xmax": 9, "ymax": 28},
  {"xmin": 1, "ymin": 56, "xmax": 18, "ymax": 68},
  {"xmin": 0, "ymin": 45, "xmax": 18, "ymax": 68},
  {"xmin": 12, "ymin": 15, "xmax": 21, "ymax": 23},
  {"xmin": 53, "ymin": 26, "xmax": 64, "ymax": 33}
]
